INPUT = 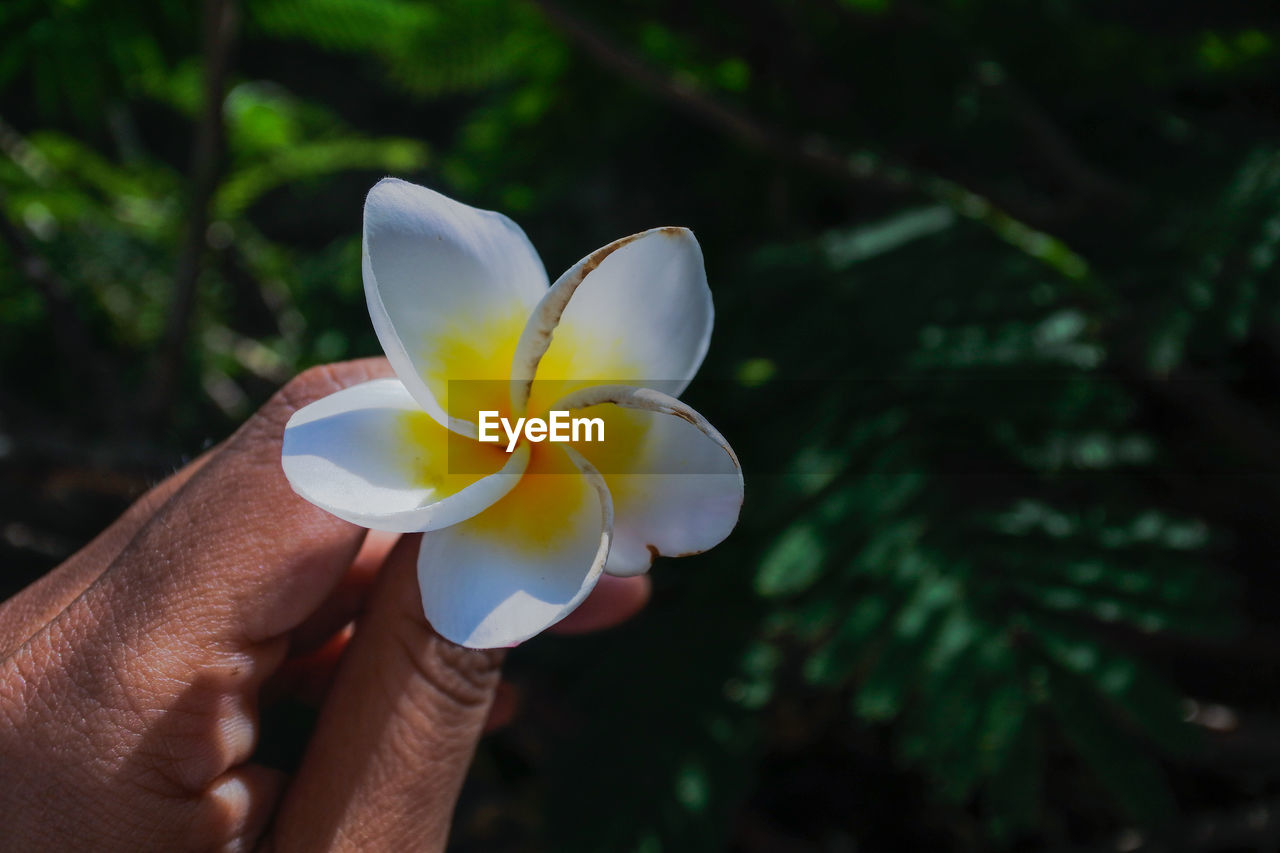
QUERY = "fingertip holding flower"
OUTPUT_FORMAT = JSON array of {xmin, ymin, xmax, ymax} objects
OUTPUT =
[{"xmin": 282, "ymin": 179, "xmax": 743, "ymax": 648}]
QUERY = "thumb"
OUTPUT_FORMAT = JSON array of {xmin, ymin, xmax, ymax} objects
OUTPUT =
[{"xmin": 269, "ymin": 534, "xmax": 504, "ymax": 851}]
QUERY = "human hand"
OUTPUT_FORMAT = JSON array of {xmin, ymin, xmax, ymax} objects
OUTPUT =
[{"xmin": 0, "ymin": 358, "xmax": 649, "ymax": 851}]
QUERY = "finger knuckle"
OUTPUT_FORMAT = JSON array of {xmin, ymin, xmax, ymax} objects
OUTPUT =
[
  {"xmin": 280, "ymin": 363, "xmax": 349, "ymax": 411},
  {"xmin": 390, "ymin": 624, "xmax": 504, "ymax": 714},
  {"xmin": 263, "ymin": 365, "xmax": 348, "ymax": 434}
]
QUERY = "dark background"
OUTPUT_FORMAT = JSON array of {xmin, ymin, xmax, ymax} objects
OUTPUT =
[{"xmin": 4, "ymin": 1, "xmax": 1280, "ymax": 850}]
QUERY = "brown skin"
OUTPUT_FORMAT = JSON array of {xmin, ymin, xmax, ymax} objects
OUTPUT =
[{"xmin": 0, "ymin": 358, "xmax": 649, "ymax": 851}]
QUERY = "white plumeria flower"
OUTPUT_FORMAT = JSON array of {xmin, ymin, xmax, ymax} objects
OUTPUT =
[{"xmin": 281, "ymin": 178, "xmax": 743, "ymax": 648}]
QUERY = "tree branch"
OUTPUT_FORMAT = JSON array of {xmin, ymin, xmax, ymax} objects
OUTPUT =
[
  {"xmin": 144, "ymin": 0, "xmax": 238, "ymax": 427},
  {"xmin": 532, "ymin": 0, "xmax": 1090, "ymax": 281},
  {"xmin": 882, "ymin": 0, "xmax": 1137, "ymax": 210},
  {"xmin": 535, "ymin": 0, "xmax": 896, "ymax": 191}
]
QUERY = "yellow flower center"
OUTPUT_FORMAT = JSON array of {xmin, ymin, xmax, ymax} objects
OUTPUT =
[{"xmin": 404, "ymin": 304, "xmax": 654, "ymax": 542}]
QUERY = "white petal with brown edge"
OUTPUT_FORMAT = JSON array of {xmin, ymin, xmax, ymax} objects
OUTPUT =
[
  {"xmin": 510, "ymin": 227, "xmax": 712, "ymax": 415},
  {"xmin": 555, "ymin": 384, "xmax": 743, "ymax": 576}
]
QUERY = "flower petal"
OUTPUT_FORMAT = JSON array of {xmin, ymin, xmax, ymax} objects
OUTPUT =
[
  {"xmin": 510, "ymin": 227, "xmax": 712, "ymax": 415},
  {"xmin": 417, "ymin": 444, "xmax": 614, "ymax": 648},
  {"xmin": 554, "ymin": 384, "xmax": 743, "ymax": 576},
  {"xmin": 364, "ymin": 178, "xmax": 548, "ymax": 433},
  {"xmin": 282, "ymin": 378, "xmax": 527, "ymax": 533}
]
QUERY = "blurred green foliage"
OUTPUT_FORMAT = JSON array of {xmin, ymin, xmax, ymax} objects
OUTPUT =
[{"xmin": 4, "ymin": 1, "xmax": 1280, "ymax": 850}]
